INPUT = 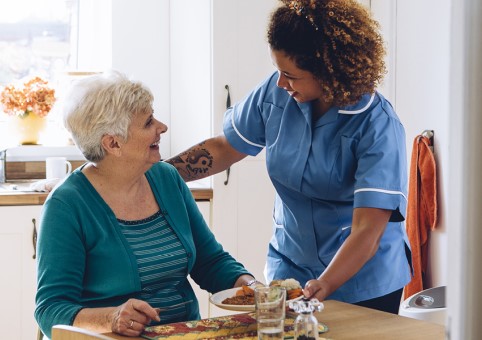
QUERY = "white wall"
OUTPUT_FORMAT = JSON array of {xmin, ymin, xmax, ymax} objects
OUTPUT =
[
  {"xmin": 383, "ymin": 0, "xmax": 482, "ymax": 338},
  {"xmin": 370, "ymin": 1, "xmax": 397, "ymax": 103},
  {"xmin": 77, "ymin": 0, "xmax": 112, "ymax": 71},
  {"xmin": 376, "ymin": 0, "xmax": 451, "ymax": 291},
  {"xmin": 398, "ymin": 0, "xmax": 451, "ymax": 289},
  {"xmin": 111, "ymin": 0, "xmax": 214, "ymax": 161},
  {"xmin": 111, "ymin": 0, "xmax": 172, "ymax": 159},
  {"xmin": 449, "ymin": 0, "xmax": 482, "ymax": 338},
  {"xmin": 169, "ymin": 0, "xmax": 212, "ymax": 156}
]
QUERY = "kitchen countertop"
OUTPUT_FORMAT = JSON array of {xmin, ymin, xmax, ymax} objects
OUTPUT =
[
  {"xmin": 1, "ymin": 159, "xmax": 213, "ymax": 206},
  {"xmin": 0, "ymin": 186, "xmax": 212, "ymax": 206}
]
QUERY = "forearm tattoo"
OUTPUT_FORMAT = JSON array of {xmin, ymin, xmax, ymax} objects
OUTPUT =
[{"xmin": 167, "ymin": 142, "xmax": 214, "ymax": 180}]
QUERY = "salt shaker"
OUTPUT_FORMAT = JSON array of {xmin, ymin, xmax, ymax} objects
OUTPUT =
[{"xmin": 289, "ymin": 298, "xmax": 324, "ymax": 340}]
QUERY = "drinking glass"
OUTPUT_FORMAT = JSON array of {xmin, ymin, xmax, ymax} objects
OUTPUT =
[{"xmin": 255, "ymin": 286, "xmax": 286, "ymax": 340}]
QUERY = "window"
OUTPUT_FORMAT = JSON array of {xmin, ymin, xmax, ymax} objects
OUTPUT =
[
  {"xmin": 0, "ymin": 0, "xmax": 112, "ymax": 146},
  {"xmin": 0, "ymin": 0, "xmax": 76, "ymax": 85}
]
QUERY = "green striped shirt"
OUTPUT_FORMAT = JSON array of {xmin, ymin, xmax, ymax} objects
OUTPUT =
[{"xmin": 118, "ymin": 210, "xmax": 189, "ymax": 323}]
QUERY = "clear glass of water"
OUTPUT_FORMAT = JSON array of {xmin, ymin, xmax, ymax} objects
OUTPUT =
[{"xmin": 255, "ymin": 286, "xmax": 287, "ymax": 340}]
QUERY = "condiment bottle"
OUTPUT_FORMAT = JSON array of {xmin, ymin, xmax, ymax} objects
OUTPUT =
[{"xmin": 289, "ymin": 298, "xmax": 324, "ymax": 340}]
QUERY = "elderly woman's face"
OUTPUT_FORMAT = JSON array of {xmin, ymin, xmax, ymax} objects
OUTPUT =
[{"xmin": 122, "ymin": 108, "xmax": 168, "ymax": 166}]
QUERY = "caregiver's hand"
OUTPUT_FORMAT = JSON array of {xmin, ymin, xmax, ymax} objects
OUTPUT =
[{"xmin": 302, "ymin": 278, "xmax": 332, "ymax": 302}]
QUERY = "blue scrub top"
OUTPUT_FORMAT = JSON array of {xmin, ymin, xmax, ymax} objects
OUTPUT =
[{"xmin": 223, "ymin": 72, "xmax": 411, "ymax": 303}]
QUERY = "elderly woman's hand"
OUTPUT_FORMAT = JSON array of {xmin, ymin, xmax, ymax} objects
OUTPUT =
[
  {"xmin": 110, "ymin": 298, "xmax": 160, "ymax": 336},
  {"xmin": 234, "ymin": 274, "xmax": 265, "ymax": 288}
]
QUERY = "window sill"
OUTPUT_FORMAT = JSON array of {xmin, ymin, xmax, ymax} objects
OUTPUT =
[{"xmin": 5, "ymin": 145, "xmax": 85, "ymax": 162}]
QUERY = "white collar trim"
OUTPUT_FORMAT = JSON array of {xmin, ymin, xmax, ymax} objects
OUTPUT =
[{"xmin": 338, "ymin": 93, "xmax": 375, "ymax": 115}]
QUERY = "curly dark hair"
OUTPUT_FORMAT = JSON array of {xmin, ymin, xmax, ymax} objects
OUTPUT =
[{"xmin": 267, "ymin": 0, "xmax": 386, "ymax": 106}]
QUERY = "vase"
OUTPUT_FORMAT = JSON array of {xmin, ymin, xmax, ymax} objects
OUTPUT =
[{"xmin": 10, "ymin": 113, "xmax": 47, "ymax": 145}]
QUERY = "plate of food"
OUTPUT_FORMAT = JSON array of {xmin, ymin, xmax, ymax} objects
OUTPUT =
[{"xmin": 209, "ymin": 278, "xmax": 304, "ymax": 312}]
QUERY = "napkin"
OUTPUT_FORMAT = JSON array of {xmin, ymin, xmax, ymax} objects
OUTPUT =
[{"xmin": 30, "ymin": 178, "xmax": 62, "ymax": 192}]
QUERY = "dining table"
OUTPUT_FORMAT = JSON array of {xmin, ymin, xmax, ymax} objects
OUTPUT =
[{"xmin": 102, "ymin": 300, "xmax": 445, "ymax": 340}]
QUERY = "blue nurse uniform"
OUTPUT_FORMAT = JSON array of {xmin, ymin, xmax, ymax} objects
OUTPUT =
[{"xmin": 223, "ymin": 72, "xmax": 411, "ymax": 303}]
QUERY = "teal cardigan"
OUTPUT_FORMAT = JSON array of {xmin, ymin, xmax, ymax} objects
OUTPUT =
[{"xmin": 35, "ymin": 162, "xmax": 250, "ymax": 338}]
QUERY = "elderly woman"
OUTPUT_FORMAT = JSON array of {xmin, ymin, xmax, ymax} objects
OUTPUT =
[{"xmin": 35, "ymin": 71, "xmax": 257, "ymax": 338}]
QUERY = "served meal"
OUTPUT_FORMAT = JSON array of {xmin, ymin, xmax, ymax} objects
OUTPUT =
[
  {"xmin": 221, "ymin": 285, "xmax": 255, "ymax": 305},
  {"xmin": 221, "ymin": 278, "xmax": 304, "ymax": 305},
  {"xmin": 269, "ymin": 278, "xmax": 304, "ymax": 300}
]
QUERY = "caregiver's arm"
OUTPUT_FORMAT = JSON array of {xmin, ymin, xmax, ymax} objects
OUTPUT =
[
  {"xmin": 303, "ymin": 207, "xmax": 391, "ymax": 301},
  {"xmin": 165, "ymin": 134, "xmax": 247, "ymax": 182}
]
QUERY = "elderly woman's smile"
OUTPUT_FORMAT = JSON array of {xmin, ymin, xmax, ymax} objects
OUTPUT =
[
  {"xmin": 124, "ymin": 109, "xmax": 168, "ymax": 164},
  {"xmin": 150, "ymin": 140, "xmax": 160, "ymax": 149}
]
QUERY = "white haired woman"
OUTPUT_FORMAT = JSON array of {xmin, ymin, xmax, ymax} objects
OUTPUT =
[{"xmin": 35, "ymin": 71, "xmax": 257, "ymax": 338}]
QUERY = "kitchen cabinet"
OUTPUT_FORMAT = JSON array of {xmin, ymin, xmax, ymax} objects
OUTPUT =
[
  {"xmin": 0, "ymin": 205, "xmax": 41, "ymax": 340},
  {"xmin": 170, "ymin": 2, "xmax": 278, "ymax": 313},
  {"xmin": 187, "ymin": 200, "xmax": 212, "ymax": 319},
  {"xmin": 209, "ymin": 1, "xmax": 278, "ymax": 294}
]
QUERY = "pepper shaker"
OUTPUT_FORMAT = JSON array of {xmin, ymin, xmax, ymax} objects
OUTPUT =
[{"xmin": 289, "ymin": 298, "xmax": 324, "ymax": 340}]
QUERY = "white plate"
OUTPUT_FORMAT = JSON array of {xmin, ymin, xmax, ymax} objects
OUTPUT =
[
  {"xmin": 209, "ymin": 287, "xmax": 303, "ymax": 312},
  {"xmin": 209, "ymin": 288, "xmax": 255, "ymax": 312}
]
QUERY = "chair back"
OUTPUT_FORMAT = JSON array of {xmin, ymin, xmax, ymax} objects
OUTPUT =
[
  {"xmin": 37, "ymin": 327, "xmax": 45, "ymax": 340},
  {"xmin": 51, "ymin": 325, "xmax": 116, "ymax": 340}
]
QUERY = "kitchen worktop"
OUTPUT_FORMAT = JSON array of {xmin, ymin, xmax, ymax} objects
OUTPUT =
[
  {"xmin": 0, "ymin": 186, "xmax": 212, "ymax": 206},
  {"xmin": 0, "ymin": 178, "xmax": 212, "ymax": 206},
  {"xmin": 0, "ymin": 159, "xmax": 212, "ymax": 206}
]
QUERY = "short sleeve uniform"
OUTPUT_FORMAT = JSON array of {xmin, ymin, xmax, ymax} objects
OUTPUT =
[{"xmin": 223, "ymin": 72, "xmax": 411, "ymax": 303}]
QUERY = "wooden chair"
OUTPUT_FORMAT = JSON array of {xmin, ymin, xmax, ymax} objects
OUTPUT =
[
  {"xmin": 37, "ymin": 327, "xmax": 45, "ymax": 340},
  {"xmin": 51, "ymin": 325, "xmax": 116, "ymax": 340}
]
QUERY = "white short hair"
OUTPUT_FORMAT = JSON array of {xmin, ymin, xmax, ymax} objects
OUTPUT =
[{"xmin": 59, "ymin": 71, "xmax": 154, "ymax": 162}]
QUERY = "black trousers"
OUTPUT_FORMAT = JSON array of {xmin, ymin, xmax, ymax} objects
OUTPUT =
[{"xmin": 354, "ymin": 288, "xmax": 403, "ymax": 314}]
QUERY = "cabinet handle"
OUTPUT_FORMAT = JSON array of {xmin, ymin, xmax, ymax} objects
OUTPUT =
[
  {"xmin": 32, "ymin": 218, "xmax": 38, "ymax": 259},
  {"xmin": 224, "ymin": 167, "xmax": 231, "ymax": 186},
  {"xmin": 225, "ymin": 84, "xmax": 231, "ymax": 108},
  {"xmin": 224, "ymin": 85, "xmax": 231, "ymax": 186}
]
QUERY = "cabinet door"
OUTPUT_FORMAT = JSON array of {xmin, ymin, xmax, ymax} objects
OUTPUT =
[
  {"xmin": 209, "ymin": 0, "xmax": 278, "ymax": 318},
  {"xmin": 171, "ymin": 0, "xmax": 277, "ymax": 317},
  {"xmin": 211, "ymin": 0, "xmax": 277, "ymax": 285},
  {"xmin": 188, "ymin": 200, "xmax": 212, "ymax": 319},
  {"xmin": 0, "ymin": 205, "xmax": 42, "ymax": 340}
]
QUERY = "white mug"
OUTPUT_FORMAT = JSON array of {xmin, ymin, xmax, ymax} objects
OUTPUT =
[{"xmin": 46, "ymin": 157, "xmax": 72, "ymax": 180}]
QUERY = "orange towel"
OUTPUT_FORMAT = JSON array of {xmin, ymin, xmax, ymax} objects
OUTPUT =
[{"xmin": 404, "ymin": 135, "xmax": 438, "ymax": 300}]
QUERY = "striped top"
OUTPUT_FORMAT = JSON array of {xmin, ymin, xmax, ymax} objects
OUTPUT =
[{"xmin": 118, "ymin": 210, "xmax": 189, "ymax": 323}]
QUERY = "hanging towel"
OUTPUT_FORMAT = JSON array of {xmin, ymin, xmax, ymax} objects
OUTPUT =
[{"xmin": 404, "ymin": 134, "xmax": 438, "ymax": 300}]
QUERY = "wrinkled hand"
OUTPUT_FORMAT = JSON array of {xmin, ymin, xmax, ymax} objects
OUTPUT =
[
  {"xmin": 110, "ymin": 298, "xmax": 160, "ymax": 336},
  {"xmin": 252, "ymin": 282, "xmax": 266, "ymax": 288},
  {"xmin": 302, "ymin": 278, "xmax": 331, "ymax": 302}
]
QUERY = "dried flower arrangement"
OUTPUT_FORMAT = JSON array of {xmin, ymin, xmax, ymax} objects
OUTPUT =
[{"xmin": 0, "ymin": 77, "xmax": 56, "ymax": 118}]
